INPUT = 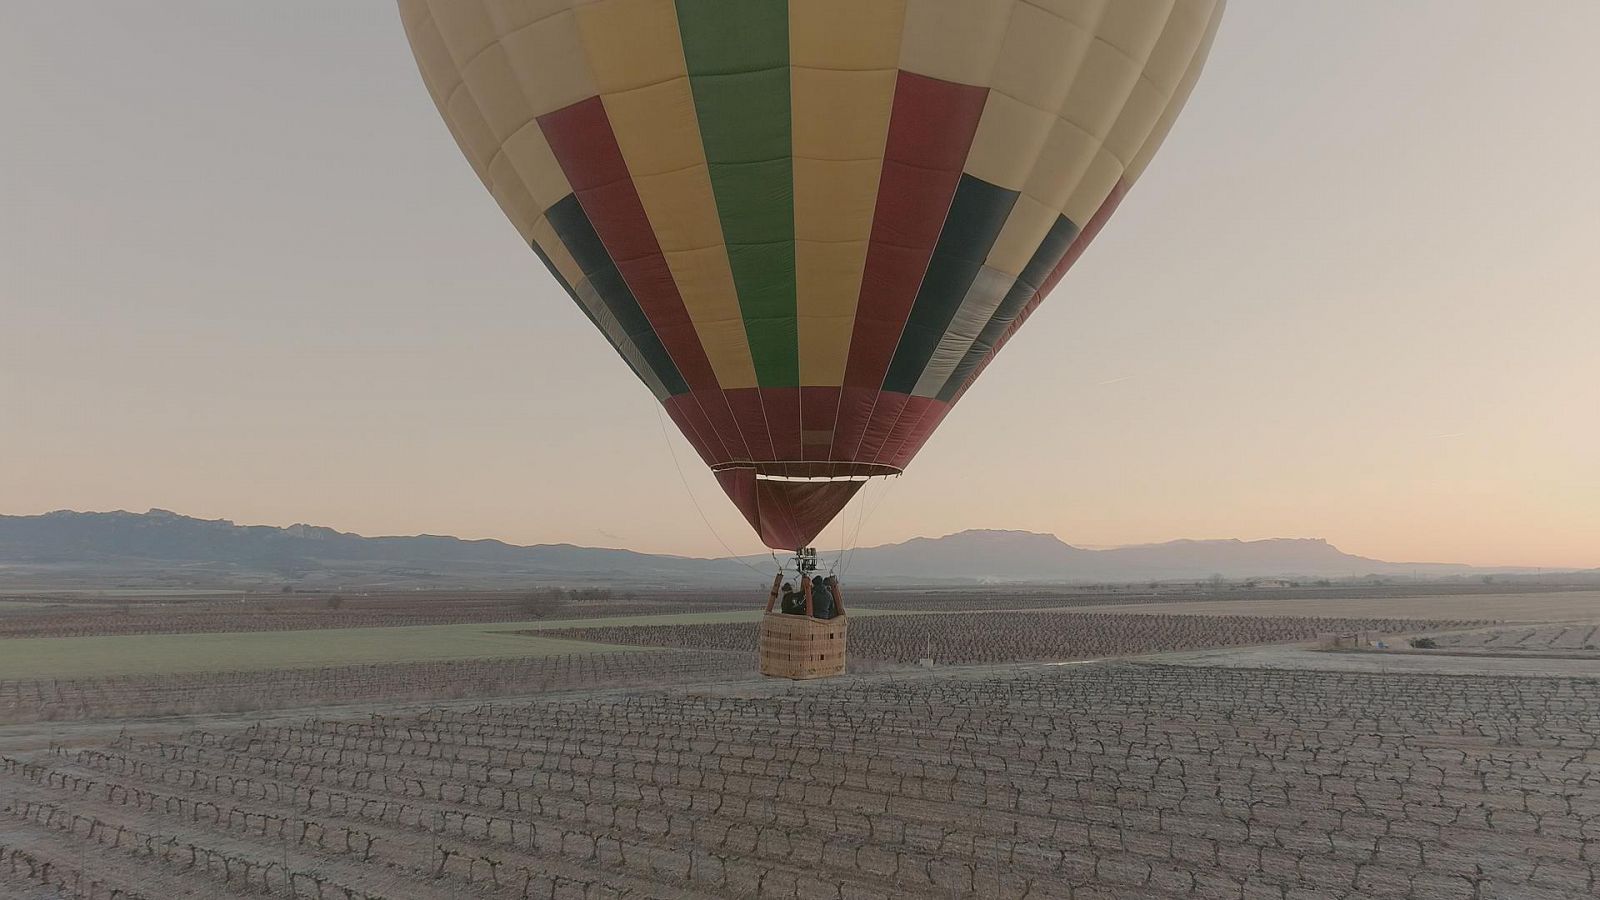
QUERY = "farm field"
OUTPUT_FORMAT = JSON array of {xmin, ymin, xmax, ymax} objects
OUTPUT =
[
  {"xmin": 1430, "ymin": 622, "xmax": 1600, "ymax": 654},
  {"xmin": 1, "ymin": 582, "xmax": 1581, "ymax": 638},
  {"xmin": 0, "ymin": 591, "xmax": 775, "ymax": 639},
  {"xmin": 0, "ymin": 622, "xmax": 623, "ymax": 681},
  {"xmin": 1, "ymin": 584, "xmax": 1598, "ymax": 897},
  {"xmin": 1081, "ymin": 590, "xmax": 1600, "ymax": 622},
  {"xmin": 0, "ymin": 609, "xmax": 914, "ymax": 681},
  {"xmin": 4, "ymin": 662, "xmax": 1599, "ymax": 899},
  {"xmin": 550, "ymin": 610, "xmax": 1490, "ymax": 666},
  {"xmin": 0, "ymin": 586, "xmax": 1582, "ymax": 724}
]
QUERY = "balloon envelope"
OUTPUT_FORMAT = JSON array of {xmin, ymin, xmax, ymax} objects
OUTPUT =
[{"xmin": 400, "ymin": 0, "xmax": 1225, "ymax": 549}]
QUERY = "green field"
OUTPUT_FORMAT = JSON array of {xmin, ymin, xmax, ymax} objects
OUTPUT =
[{"xmin": 0, "ymin": 608, "xmax": 901, "ymax": 680}]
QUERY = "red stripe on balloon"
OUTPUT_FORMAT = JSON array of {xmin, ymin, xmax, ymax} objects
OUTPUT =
[
  {"xmin": 833, "ymin": 72, "xmax": 988, "ymax": 461},
  {"xmin": 800, "ymin": 386, "xmax": 840, "ymax": 462},
  {"xmin": 724, "ymin": 389, "xmax": 777, "ymax": 462},
  {"xmin": 883, "ymin": 398, "xmax": 952, "ymax": 470},
  {"xmin": 539, "ymin": 98, "xmax": 751, "ymax": 459},
  {"xmin": 873, "ymin": 395, "xmax": 940, "ymax": 467},
  {"xmin": 662, "ymin": 395, "xmax": 717, "ymax": 469},
  {"xmin": 691, "ymin": 390, "xmax": 748, "ymax": 465},
  {"xmin": 760, "ymin": 387, "xmax": 803, "ymax": 463},
  {"xmin": 856, "ymin": 392, "xmax": 909, "ymax": 462}
]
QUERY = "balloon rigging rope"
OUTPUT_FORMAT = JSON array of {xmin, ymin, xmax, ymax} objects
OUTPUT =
[
  {"xmin": 652, "ymin": 403, "xmax": 767, "ymax": 576},
  {"xmin": 841, "ymin": 474, "xmax": 895, "ymax": 576},
  {"xmin": 835, "ymin": 479, "xmax": 866, "ymax": 575}
]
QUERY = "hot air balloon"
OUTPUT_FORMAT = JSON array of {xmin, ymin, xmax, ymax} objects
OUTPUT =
[{"xmin": 398, "ymin": 0, "xmax": 1223, "ymax": 569}]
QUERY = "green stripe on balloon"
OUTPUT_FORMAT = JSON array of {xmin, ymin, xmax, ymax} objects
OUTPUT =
[{"xmin": 675, "ymin": 0, "xmax": 797, "ymax": 388}]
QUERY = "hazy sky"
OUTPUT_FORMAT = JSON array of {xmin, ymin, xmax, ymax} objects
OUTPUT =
[{"xmin": 4, "ymin": 2, "xmax": 1597, "ymax": 567}]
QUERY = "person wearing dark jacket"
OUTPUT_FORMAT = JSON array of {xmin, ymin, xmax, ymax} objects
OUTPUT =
[
  {"xmin": 809, "ymin": 575, "xmax": 835, "ymax": 620},
  {"xmin": 779, "ymin": 582, "xmax": 804, "ymax": 615}
]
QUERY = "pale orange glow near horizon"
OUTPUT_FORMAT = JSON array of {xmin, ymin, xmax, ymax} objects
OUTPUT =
[{"xmin": 3, "ymin": 2, "xmax": 1596, "ymax": 569}]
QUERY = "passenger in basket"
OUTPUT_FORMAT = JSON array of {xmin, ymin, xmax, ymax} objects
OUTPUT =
[
  {"xmin": 809, "ymin": 575, "xmax": 835, "ymax": 620},
  {"xmin": 779, "ymin": 582, "xmax": 804, "ymax": 615}
]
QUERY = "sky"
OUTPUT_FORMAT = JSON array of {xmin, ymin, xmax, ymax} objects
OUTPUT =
[{"xmin": 3, "ymin": 2, "xmax": 1597, "ymax": 568}]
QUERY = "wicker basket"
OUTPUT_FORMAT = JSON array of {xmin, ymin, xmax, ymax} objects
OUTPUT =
[{"xmin": 759, "ymin": 611, "xmax": 848, "ymax": 679}]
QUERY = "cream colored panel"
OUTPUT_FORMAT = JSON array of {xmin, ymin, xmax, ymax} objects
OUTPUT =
[
  {"xmin": 499, "ymin": 11, "xmax": 598, "ymax": 115},
  {"xmin": 798, "ymin": 315, "xmax": 857, "ymax": 386},
  {"xmin": 574, "ymin": 0, "xmax": 687, "ymax": 93},
  {"xmin": 986, "ymin": 195, "xmax": 1060, "ymax": 276},
  {"xmin": 1063, "ymin": 146, "xmax": 1123, "ymax": 226},
  {"xmin": 402, "ymin": 9, "xmax": 463, "ymax": 108},
  {"xmin": 900, "ymin": 0, "xmax": 1014, "ymax": 86},
  {"xmin": 795, "ymin": 149, "xmax": 884, "ymax": 384},
  {"xmin": 1022, "ymin": 0, "xmax": 1109, "ymax": 31},
  {"xmin": 601, "ymin": 77, "xmax": 702, "ymax": 177},
  {"xmin": 797, "ymin": 237, "xmax": 871, "ymax": 384},
  {"xmin": 1022, "ymin": 118, "xmax": 1099, "ymax": 211},
  {"xmin": 663, "ymin": 246, "xmax": 743, "ymax": 321},
  {"xmin": 483, "ymin": 0, "xmax": 574, "ymax": 35},
  {"xmin": 797, "ymin": 242, "xmax": 872, "ymax": 319},
  {"xmin": 443, "ymin": 80, "xmax": 501, "ymax": 173},
  {"xmin": 636, "ymin": 175, "xmax": 758, "ymax": 386},
  {"xmin": 423, "ymin": 0, "xmax": 498, "ymax": 66},
  {"xmin": 1142, "ymin": 0, "xmax": 1217, "ymax": 93},
  {"xmin": 487, "ymin": 151, "xmax": 542, "ymax": 241},
  {"xmin": 991, "ymin": 2, "xmax": 1093, "ymax": 111},
  {"xmin": 1057, "ymin": 37, "xmax": 1143, "ymax": 140},
  {"xmin": 629, "ymin": 166, "xmax": 722, "ymax": 252},
  {"xmin": 791, "ymin": 0, "xmax": 906, "ymax": 70},
  {"xmin": 794, "ymin": 158, "xmax": 883, "ymax": 243},
  {"xmin": 398, "ymin": 0, "xmax": 430, "ymax": 30},
  {"xmin": 790, "ymin": 2, "xmax": 903, "ymax": 388},
  {"xmin": 792, "ymin": 68, "xmax": 897, "ymax": 162},
  {"xmin": 1127, "ymin": 0, "xmax": 1225, "ymax": 181},
  {"xmin": 500, "ymin": 124, "xmax": 571, "ymax": 209},
  {"xmin": 1094, "ymin": 0, "xmax": 1176, "ymax": 60},
  {"xmin": 685, "ymin": 317, "xmax": 758, "ymax": 390},
  {"xmin": 461, "ymin": 43, "xmax": 538, "ymax": 142},
  {"xmin": 965, "ymin": 92, "xmax": 1056, "ymax": 191},
  {"xmin": 1103, "ymin": 76, "xmax": 1169, "ymax": 168},
  {"xmin": 913, "ymin": 266, "xmax": 1018, "ymax": 396}
]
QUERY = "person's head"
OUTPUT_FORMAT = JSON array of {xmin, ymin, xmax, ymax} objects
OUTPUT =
[
  {"xmin": 812, "ymin": 575, "xmax": 823, "ymax": 587},
  {"xmin": 781, "ymin": 582, "xmax": 792, "ymax": 592}
]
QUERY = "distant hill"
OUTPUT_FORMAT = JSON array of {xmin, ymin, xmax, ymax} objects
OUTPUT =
[
  {"xmin": 829, "ymin": 529, "xmax": 1485, "ymax": 582},
  {"xmin": 0, "ymin": 509, "xmax": 1536, "ymax": 590},
  {"xmin": 0, "ymin": 509, "xmax": 747, "ymax": 589}
]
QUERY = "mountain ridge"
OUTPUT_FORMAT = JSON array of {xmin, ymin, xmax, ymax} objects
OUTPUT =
[{"xmin": 0, "ymin": 508, "xmax": 1545, "ymax": 589}]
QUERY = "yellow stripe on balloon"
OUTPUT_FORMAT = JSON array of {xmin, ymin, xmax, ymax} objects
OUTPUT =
[
  {"xmin": 573, "ymin": 0, "xmax": 759, "ymax": 390},
  {"xmin": 790, "ymin": 0, "xmax": 906, "ymax": 387}
]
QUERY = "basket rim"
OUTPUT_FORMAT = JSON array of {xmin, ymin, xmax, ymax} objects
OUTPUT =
[{"xmin": 762, "ymin": 611, "xmax": 848, "ymax": 624}]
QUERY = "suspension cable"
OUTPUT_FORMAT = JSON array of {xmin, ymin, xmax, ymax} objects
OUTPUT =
[{"xmin": 652, "ymin": 403, "xmax": 767, "ymax": 576}]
